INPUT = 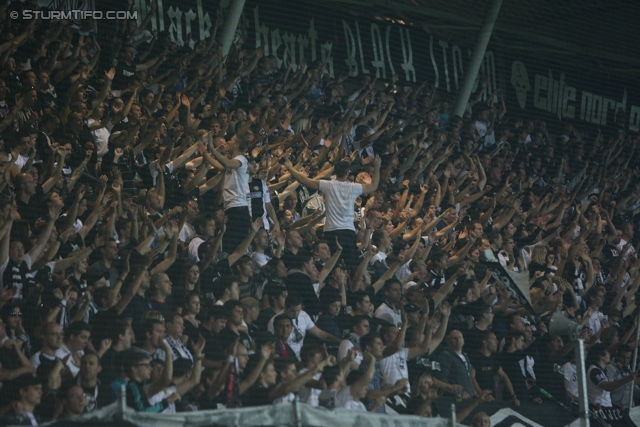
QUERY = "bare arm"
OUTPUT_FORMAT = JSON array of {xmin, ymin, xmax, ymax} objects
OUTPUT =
[
  {"xmin": 283, "ymin": 160, "xmax": 320, "ymax": 191},
  {"xmin": 27, "ymin": 207, "xmax": 60, "ymax": 268}
]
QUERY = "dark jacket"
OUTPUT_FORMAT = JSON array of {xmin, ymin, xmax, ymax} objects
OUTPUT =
[{"xmin": 435, "ymin": 346, "xmax": 475, "ymax": 396}]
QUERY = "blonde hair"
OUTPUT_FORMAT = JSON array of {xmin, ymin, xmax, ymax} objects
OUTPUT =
[{"xmin": 531, "ymin": 245, "xmax": 547, "ymax": 265}]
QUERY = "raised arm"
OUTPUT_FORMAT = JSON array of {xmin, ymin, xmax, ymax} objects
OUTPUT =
[
  {"xmin": 150, "ymin": 222, "xmax": 179, "ymax": 274},
  {"xmin": 268, "ymin": 356, "xmax": 336, "ymax": 401},
  {"xmin": 28, "ymin": 206, "xmax": 61, "ymax": 268},
  {"xmin": 318, "ymin": 238, "xmax": 343, "ymax": 285},
  {"xmin": 209, "ymin": 140, "xmax": 242, "ymax": 170},
  {"xmin": 361, "ymin": 156, "xmax": 381, "ymax": 195},
  {"xmin": 147, "ymin": 340, "xmax": 173, "ymax": 396},
  {"xmin": 283, "ymin": 160, "xmax": 320, "ymax": 191}
]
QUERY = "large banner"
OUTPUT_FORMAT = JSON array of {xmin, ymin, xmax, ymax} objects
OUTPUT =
[
  {"xmin": 124, "ymin": 0, "xmax": 640, "ymax": 132},
  {"xmin": 129, "ymin": 0, "xmax": 500, "ymax": 93}
]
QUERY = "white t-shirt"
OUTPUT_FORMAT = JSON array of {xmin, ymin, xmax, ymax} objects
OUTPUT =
[
  {"xmin": 370, "ymin": 251, "xmax": 387, "ymax": 267},
  {"xmin": 374, "ymin": 302, "xmax": 402, "ymax": 326},
  {"xmin": 562, "ymin": 362, "xmax": 578, "ymax": 398},
  {"xmin": 395, "ymin": 261, "xmax": 412, "ymax": 282},
  {"xmin": 298, "ymin": 369, "xmax": 322, "ymax": 406},
  {"xmin": 14, "ymin": 154, "xmax": 29, "ymax": 172},
  {"xmin": 188, "ymin": 236, "xmax": 205, "ymax": 263},
  {"xmin": 179, "ymin": 223, "xmax": 196, "ymax": 243},
  {"xmin": 319, "ymin": 180, "xmax": 363, "ymax": 232},
  {"xmin": 379, "ymin": 348, "xmax": 410, "ymax": 394},
  {"xmin": 145, "ymin": 385, "xmax": 177, "ymax": 413},
  {"xmin": 588, "ymin": 310, "xmax": 604, "ymax": 339},
  {"xmin": 268, "ymin": 310, "xmax": 315, "ymax": 360},
  {"xmin": 252, "ymin": 252, "xmax": 271, "ymax": 268},
  {"xmin": 55, "ymin": 344, "xmax": 84, "ymax": 377},
  {"xmin": 319, "ymin": 386, "xmax": 365, "ymax": 411},
  {"xmin": 338, "ymin": 339, "xmax": 363, "ymax": 366},
  {"xmin": 223, "ymin": 155, "xmax": 249, "ymax": 210},
  {"xmin": 88, "ymin": 118, "xmax": 111, "ymax": 160},
  {"xmin": 587, "ymin": 365, "xmax": 612, "ymax": 407},
  {"xmin": 475, "ymin": 120, "xmax": 487, "ymax": 140}
]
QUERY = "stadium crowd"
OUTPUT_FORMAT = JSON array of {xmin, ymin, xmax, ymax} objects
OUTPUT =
[{"xmin": 0, "ymin": 2, "xmax": 639, "ymax": 426}]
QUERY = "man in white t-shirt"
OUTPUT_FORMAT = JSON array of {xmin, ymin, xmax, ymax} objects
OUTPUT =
[
  {"xmin": 587, "ymin": 344, "xmax": 637, "ymax": 410},
  {"xmin": 374, "ymin": 280, "xmax": 403, "ymax": 326},
  {"xmin": 209, "ymin": 132, "xmax": 251, "ymax": 254},
  {"xmin": 187, "ymin": 214, "xmax": 216, "ymax": 263},
  {"xmin": 284, "ymin": 156, "xmax": 381, "ymax": 269},
  {"xmin": 378, "ymin": 317, "xmax": 433, "ymax": 395}
]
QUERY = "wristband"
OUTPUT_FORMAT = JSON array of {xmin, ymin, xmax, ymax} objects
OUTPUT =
[{"xmin": 194, "ymin": 356, "xmax": 203, "ymax": 361}]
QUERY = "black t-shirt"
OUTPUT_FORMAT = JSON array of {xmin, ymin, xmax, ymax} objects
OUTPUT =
[
  {"xmin": 82, "ymin": 381, "xmax": 116, "ymax": 412},
  {"xmin": 99, "ymin": 348, "xmax": 119, "ymax": 386},
  {"xmin": 536, "ymin": 347, "xmax": 569, "ymax": 401},
  {"xmin": 243, "ymin": 384, "xmax": 274, "ymax": 407},
  {"xmin": 255, "ymin": 307, "xmax": 276, "ymax": 332},
  {"xmin": 148, "ymin": 297, "xmax": 172, "ymax": 317},
  {"xmin": 465, "ymin": 326, "xmax": 489, "ymax": 352},
  {"xmin": 183, "ymin": 319, "xmax": 201, "ymax": 345},
  {"xmin": 199, "ymin": 325, "xmax": 224, "ymax": 362},
  {"xmin": 280, "ymin": 249, "xmax": 297, "ymax": 270},
  {"xmin": 121, "ymin": 294, "xmax": 153, "ymax": 323},
  {"xmin": 89, "ymin": 307, "xmax": 120, "ymax": 349},
  {"xmin": 406, "ymin": 395, "xmax": 439, "ymax": 416},
  {"xmin": 469, "ymin": 351, "xmax": 501, "ymax": 391},
  {"xmin": 113, "ymin": 61, "xmax": 137, "ymax": 90},
  {"xmin": 16, "ymin": 185, "xmax": 44, "ymax": 226},
  {"xmin": 589, "ymin": 365, "xmax": 608, "ymax": 388},
  {"xmin": 498, "ymin": 350, "xmax": 529, "ymax": 398},
  {"xmin": 200, "ymin": 259, "xmax": 232, "ymax": 301},
  {"xmin": 218, "ymin": 327, "xmax": 240, "ymax": 356},
  {"xmin": 285, "ymin": 272, "xmax": 320, "ymax": 316}
]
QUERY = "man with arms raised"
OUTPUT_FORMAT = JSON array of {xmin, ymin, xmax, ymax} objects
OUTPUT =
[{"xmin": 284, "ymin": 156, "xmax": 380, "ymax": 268}]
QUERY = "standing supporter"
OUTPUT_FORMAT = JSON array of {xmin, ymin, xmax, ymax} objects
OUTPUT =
[
  {"xmin": 284, "ymin": 157, "xmax": 381, "ymax": 268},
  {"xmin": 208, "ymin": 133, "xmax": 252, "ymax": 254}
]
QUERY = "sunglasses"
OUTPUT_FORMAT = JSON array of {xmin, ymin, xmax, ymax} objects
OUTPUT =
[{"xmin": 9, "ymin": 312, "xmax": 21, "ymax": 317}]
